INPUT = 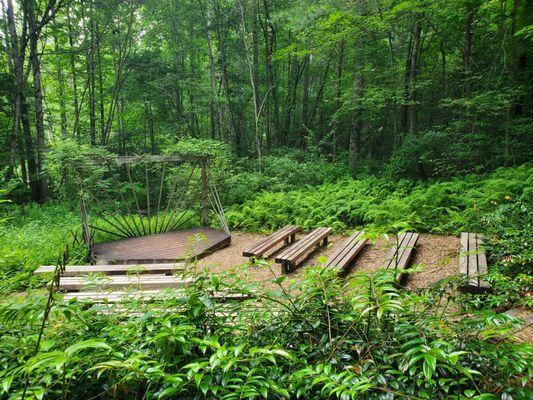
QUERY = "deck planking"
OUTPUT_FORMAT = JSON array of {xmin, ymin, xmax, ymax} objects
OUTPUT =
[{"xmin": 93, "ymin": 227, "xmax": 231, "ymax": 264}]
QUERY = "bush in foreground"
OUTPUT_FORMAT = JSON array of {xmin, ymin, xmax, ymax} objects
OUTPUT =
[{"xmin": 1, "ymin": 267, "xmax": 531, "ymax": 399}]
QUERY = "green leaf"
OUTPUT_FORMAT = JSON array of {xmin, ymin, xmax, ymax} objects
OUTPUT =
[{"xmin": 65, "ymin": 339, "xmax": 111, "ymax": 357}]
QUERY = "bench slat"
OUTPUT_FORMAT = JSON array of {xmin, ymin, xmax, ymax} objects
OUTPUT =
[
  {"xmin": 243, "ymin": 225, "xmax": 300, "ymax": 257},
  {"xmin": 59, "ymin": 275, "xmax": 193, "ymax": 291},
  {"xmin": 459, "ymin": 232, "xmax": 491, "ymax": 293},
  {"xmin": 276, "ymin": 227, "xmax": 330, "ymax": 261},
  {"xmin": 326, "ymin": 231, "xmax": 367, "ymax": 272},
  {"xmin": 275, "ymin": 227, "xmax": 332, "ymax": 273},
  {"xmin": 383, "ymin": 232, "xmax": 419, "ymax": 282},
  {"xmin": 246, "ymin": 225, "xmax": 294, "ymax": 253},
  {"xmin": 35, "ymin": 263, "xmax": 184, "ymax": 277},
  {"xmin": 396, "ymin": 233, "xmax": 419, "ymax": 269},
  {"xmin": 477, "ymin": 236, "xmax": 488, "ymax": 275},
  {"xmin": 63, "ymin": 289, "xmax": 253, "ymax": 303},
  {"xmin": 459, "ymin": 233, "xmax": 469, "ymax": 275}
]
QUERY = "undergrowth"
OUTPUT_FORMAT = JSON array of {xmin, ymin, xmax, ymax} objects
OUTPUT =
[
  {"xmin": 0, "ymin": 267, "xmax": 531, "ymax": 399},
  {"xmin": 226, "ymin": 164, "xmax": 532, "ymax": 234}
]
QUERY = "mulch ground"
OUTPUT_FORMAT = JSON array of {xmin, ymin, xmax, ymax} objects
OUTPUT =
[{"xmin": 196, "ymin": 231, "xmax": 459, "ymax": 290}]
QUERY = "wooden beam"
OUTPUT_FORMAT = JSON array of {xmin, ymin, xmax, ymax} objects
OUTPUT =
[
  {"xmin": 89, "ymin": 154, "xmax": 210, "ymax": 165},
  {"xmin": 201, "ymin": 159, "xmax": 209, "ymax": 226}
]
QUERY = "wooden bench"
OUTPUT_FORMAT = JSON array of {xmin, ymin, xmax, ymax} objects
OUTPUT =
[
  {"xmin": 325, "ymin": 231, "xmax": 367, "ymax": 275},
  {"xmin": 243, "ymin": 225, "xmax": 300, "ymax": 259},
  {"xmin": 460, "ymin": 232, "xmax": 491, "ymax": 293},
  {"xmin": 59, "ymin": 275, "xmax": 193, "ymax": 292},
  {"xmin": 62, "ymin": 289, "xmax": 254, "ymax": 303},
  {"xmin": 34, "ymin": 263, "xmax": 184, "ymax": 277},
  {"xmin": 275, "ymin": 227, "xmax": 332, "ymax": 273},
  {"xmin": 383, "ymin": 232, "xmax": 419, "ymax": 283}
]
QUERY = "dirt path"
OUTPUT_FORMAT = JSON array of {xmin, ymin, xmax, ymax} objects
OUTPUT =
[{"xmin": 196, "ymin": 231, "xmax": 459, "ymax": 290}]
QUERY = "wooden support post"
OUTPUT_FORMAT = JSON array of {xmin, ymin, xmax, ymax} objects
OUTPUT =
[{"xmin": 201, "ymin": 159, "xmax": 209, "ymax": 226}]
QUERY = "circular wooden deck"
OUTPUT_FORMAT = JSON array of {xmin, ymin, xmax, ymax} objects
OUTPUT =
[{"xmin": 93, "ymin": 227, "xmax": 231, "ymax": 264}]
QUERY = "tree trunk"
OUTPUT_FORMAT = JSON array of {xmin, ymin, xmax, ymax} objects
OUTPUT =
[
  {"xmin": 26, "ymin": 0, "xmax": 48, "ymax": 202},
  {"xmin": 85, "ymin": 2, "xmax": 97, "ymax": 144},
  {"xmin": 463, "ymin": 9, "xmax": 474, "ymax": 98},
  {"xmin": 401, "ymin": 20, "xmax": 422, "ymax": 135},
  {"xmin": 261, "ymin": 0, "xmax": 278, "ymax": 147},
  {"xmin": 4, "ymin": 0, "xmax": 22, "ymax": 183},
  {"xmin": 349, "ymin": 74, "xmax": 364, "ymax": 171},
  {"xmin": 67, "ymin": 4, "xmax": 80, "ymax": 139},
  {"xmin": 302, "ymin": 54, "xmax": 310, "ymax": 135},
  {"xmin": 54, "ymin": 35, "xmax": 67, "ymax": 136},
  {"xmin": 214, "ymin": 0, "xmax": 239, "ymax": 147},
  {"xmin": 21, "ymin": 97, "xmax": 39, "ymax": 199},
  {"xmin": 238, "ymin": 0, "xmax": 262, "ymax": 171},
  {"xmin": 332, "ymin": 43, "xmax": 345, "ymax": 161},
  {"xmin": 408, "ymin": 21, "xmax": 421, "ymax": 135},
  {"xmin": 199, "ymin": 0, "xmax": 223, "ymax": 140}
]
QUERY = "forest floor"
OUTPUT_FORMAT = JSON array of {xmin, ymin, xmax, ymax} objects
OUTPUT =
[{"xmin": 198, "ymin": 232, "xmax": 459, "ymax": 290}]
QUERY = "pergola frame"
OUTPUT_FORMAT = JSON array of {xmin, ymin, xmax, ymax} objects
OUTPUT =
[{"xmin": 79, "ymin": 153, "xmax": 213, "ymax": 260}]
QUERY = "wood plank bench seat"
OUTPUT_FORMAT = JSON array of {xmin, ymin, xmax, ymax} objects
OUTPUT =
[
  {"xmin": 34, "ymin": 263, "xmax": 185, "ymax": 276},
  {"xmin": 275, "ymin": 227, "xmax": 332, "ymax": 273},
  {"xmin": 460, "ymin": 232, "xmax": 491, "ymax": 293},
  {"xmin": 243, "ymin": 225, "xmax": 300, "ymax": 258},
  {"xmin": 59, "ymin": 275, "xmax": 193, "ymax": 292},
  {"xmin": 383, "ymin": 232, "xmax": 419, "ymax": 283},
  {"xmin": 62, "ymin": 289, "xmax": 254, "ymax": 303},
  {"xmin": 325, "ymin": 231, "xmax": 367, "ymax": 275}
]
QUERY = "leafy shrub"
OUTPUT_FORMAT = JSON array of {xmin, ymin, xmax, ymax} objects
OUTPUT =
[
  {"xmin": 227, "ymin": 164, "xmax": 532, "ymax": 234},
  {"xmin": 483, "ymin": 201, "xmax": 533, "ymax": 276},
  {"xmin": 0, "ymin": 203, "xmax": 82, "ymax": 293},
  {"xmin": 1, "ymin": 267, "xmax": 531, "ymax": 399},
  {"xmin": 218, "ymin": 150, "xmax": 350, "ymax": 204}
]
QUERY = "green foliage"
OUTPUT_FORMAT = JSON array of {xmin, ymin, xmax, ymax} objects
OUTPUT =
[
  {"xmin": 0, "ymin": 203, "xmax": 82, "ymax": 293},
  {"xmin": 483, "ymin": 201, "xmax": 533, "ymax": 276},
  {"xmin": 164, "ymin": 139, "xmax": 230, "ymax": 159},
  {"xmin": 46, "ymin": 138, "xmax": 115, "ymax": 199},
  {"xmin": 227, "ymin": 164, "xmax": 532, "ymax": 234},
  {"xmin": 220, "ymin": 150, "xmax": 349, "ymax": 204},
  {"xmin": 0, "ymin": 268, "xmax": 530, "ymax": 399}
]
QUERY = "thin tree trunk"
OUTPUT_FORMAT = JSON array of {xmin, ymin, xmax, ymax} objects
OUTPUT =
[
  {"xmin": 67, "ymin": 4, "xmax": 80, "ymax": 139},
  {"xmin": 85, "ymin": 2, "xmax": 96, "ymax": 144},
  {"xmin": 302, "ymin": 54, "xmax": 310, "ymax": 135},
  {"xmin": 199, "ymin": 0, "xmax": 223, "ymax": 140},
  {"xmin": 4, "ymin": 0, "xmax": 22, "ymax": 183},
  {"xmin": 332, "ymin": 42, "xmax": 345, "ymax": 161},
  {"xmin": 21, "ymin": 97, "xmax": 39, "ymax": 198},
  {"xmin": 349, "ymin": 74, "xmax": 364, "ymax": 171},
  {"xmin": 260, "ymin": 0, "xmax": 277, "ymax": 147},
  {"xmin": 464, "ymin": 9, "xmax": 474, "ymax": 99},
  {"xmin": 238, "ymin": 0, "xmax": 262, "ymax": 171},
  {"xmin": 54, "ymin": 35, "xmax": 67, "ymax": 136},
  {"xmin": 408, "ymin": 22, "xmax": 421, "ymax": 135},
  {"xmin": 26, "ymin": 0, "xmax": 47, "ymax": 202},
  {"xmin": 96, "ymin": 30, "xmax": 105, "ymax": 139},
  {"xmin": 214, "ymin": 0, "xmax": 238, "ymax": 146}
]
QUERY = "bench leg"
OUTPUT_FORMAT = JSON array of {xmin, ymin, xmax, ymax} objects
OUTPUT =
[
  {"xmin": 290, "ymin": 234, "xmax": 296, "ymax": 243},
  {"xmin": 281, "ymin": 262, "xmax": 290, "ymax": 274},
  {"xmin": 323, "ymin": 237, "xmax": 328, "ymax": 246},
  {"xmin": 284, "ymin": 237, "xmax": 289, "ymax": 245}
]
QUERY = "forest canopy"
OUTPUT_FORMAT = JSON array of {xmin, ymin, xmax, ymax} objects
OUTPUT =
[{"xmin": 0, "ymin": 0, "xmax": 532, "ymax": 203}]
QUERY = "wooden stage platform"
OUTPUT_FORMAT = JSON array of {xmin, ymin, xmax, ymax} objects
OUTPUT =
[{"xmin": 93, "ymin": 227, "xmax": 231, "ymax": 264}]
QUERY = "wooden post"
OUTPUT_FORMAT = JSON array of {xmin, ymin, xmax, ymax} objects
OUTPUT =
[{"xmin": 201, "ymin": 159, "xmax": 209, "ymax": 226}]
